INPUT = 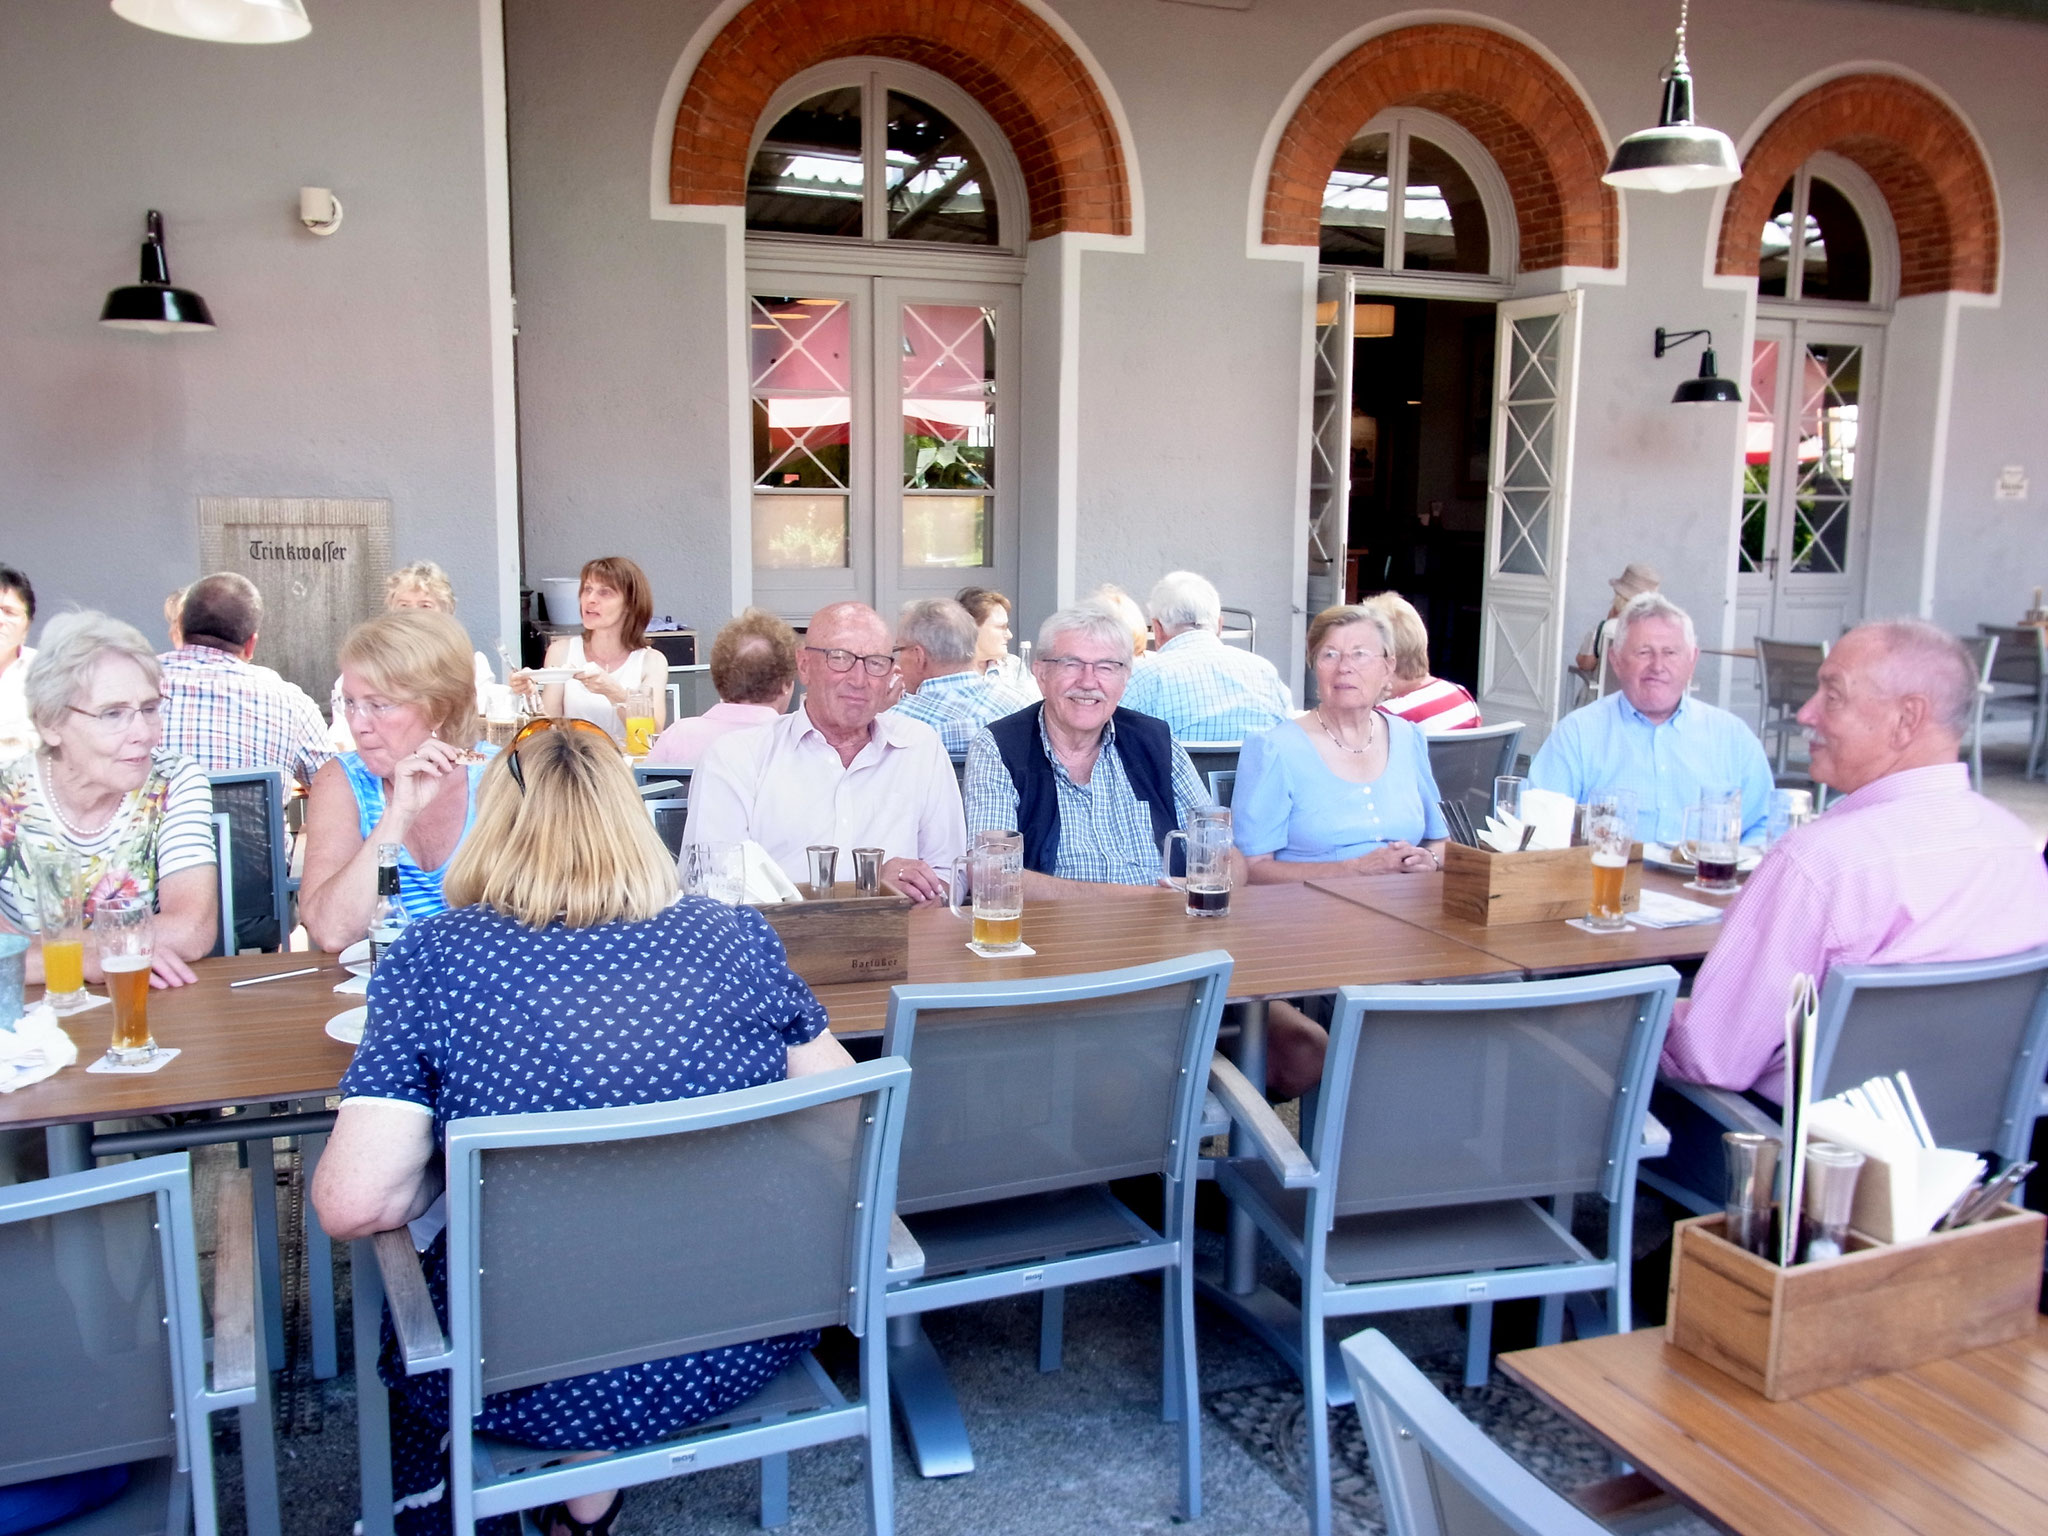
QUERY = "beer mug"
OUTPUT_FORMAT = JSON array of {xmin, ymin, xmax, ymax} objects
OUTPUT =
[
  {"xmin": 951, "ymin": 830, "xmax": 1025, "ymax": 951},
  {"xmin": 1162, "ymin": 807, "xmax": 1233, "ymax": 919},
  {"xmin": 1584, "ymin": 790, "xmax": 1635, "ymax": 932},
  {"xmin": 94, "ymin": 895, "xmax": 156, "ymax": 1066},
  {"xmin": 29, "ymin": 853, "xmax": 89, "ymax": 1015},
  {"xmin": 681, "ymin": 842, "xmax": 745, "ymax": 904},
  {"xmin": 1683, "ymin": 793, "xmax": 1743, "ymax": 894}
]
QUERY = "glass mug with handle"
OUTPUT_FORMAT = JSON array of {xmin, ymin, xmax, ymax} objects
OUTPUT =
[
  {"xmin": 1162, "ymin": 807, "xmax": 1234, "ymax": 919},
  {"xmin": 1584, "ymin": 789, "xmax": 1636, "ymax": 932},
  {"xmin": 622, "ymin": 689, "xmax": 659, "ymax": 757},
  {"xmin": 950, "ymin": 830, "xmax": 1025, "ymax": 952},
  {"xmin": 95, "ymin": 894, "xmax": 156, "ymax": 1066},
  {"xmin": 1683, "ymin": 793, "xmax": 1743, "ymax": 894},
  {"xmin": 29, "ymin": 852, "xmax": 90, "ymax": 1014}
]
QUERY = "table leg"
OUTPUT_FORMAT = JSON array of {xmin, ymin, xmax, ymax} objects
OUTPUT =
[
  {"xmin": 242, "ymin": 1135, "xmax": 287, "ymax": 1369},
  {"xmin": 353, "ymin": 1238, "xmax": 395, "ymax": 1536},
  {"xmin": 1225, "ymin": 999, "xmax": 1268, "ymax": 1296},
  {"xmin": 45, "ymin": 1122, "xmax": 92, "ymax": 1175},
  {"xmin": 301, "ymin": 1126, "xmax": 338, "ymax": 1379}
]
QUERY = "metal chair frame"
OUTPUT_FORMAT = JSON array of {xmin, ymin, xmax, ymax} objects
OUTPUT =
[
  {"xmin": 1978, "ymin": 623, "xmax": 2048, "ymax": 780},
  {"xmin": 1425, "ymin": 720, "xmax": 1524, "ymax": 826},
  {"xmin": 1754, "ymin": 638, "xmax": 1827, "ymax": 776},
  {"xmin": 1960, "ymin": 633, "xmax": 1999, "ymax": 791}
]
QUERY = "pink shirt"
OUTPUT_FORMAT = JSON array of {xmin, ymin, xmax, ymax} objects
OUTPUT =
[
  {"xmin": 1663, "ymin": 762, "xmax": 2048, "ymax": 1097},
  {"xmin": 644, "ymin": 701, "xmax": 782, "ymax": 768}
]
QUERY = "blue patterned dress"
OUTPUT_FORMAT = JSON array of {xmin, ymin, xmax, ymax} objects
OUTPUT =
[{"xmin": 342, "ymin": 896, "xmax": 831, "ymax": 1536}]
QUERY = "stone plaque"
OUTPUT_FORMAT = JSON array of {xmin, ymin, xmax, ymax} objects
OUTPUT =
[{"xmin": 198, "ymin": 498, "xmax": 393, "ymax": 699}]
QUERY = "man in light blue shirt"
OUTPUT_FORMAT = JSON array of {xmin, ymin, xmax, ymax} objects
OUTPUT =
[
  {"xmin": 886, "ymin": 597, "xmax": 1034, "ymax": 753},
  {"xmin": 1121, "ymin": 570, "xmax": 1292, "ymax": 741},
  {"xmin": 1528, "ymin": 592, "xmax": 1774, "ymax": 844}
]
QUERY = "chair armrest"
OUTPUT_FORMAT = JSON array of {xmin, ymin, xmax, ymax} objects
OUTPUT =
[
  {"xmin": 210, "ymin": 1167, "xmax": 258, "ymax": 1396},
  {"xmin": 1660, "ymin": 1076, "xmax": 1782, "ymax": 1137},
  {"xmin": 1208, "ymin": 1054, "xmax": 1316, "ymax": 1188},
  {"xmin": 372, "ymin": 1228, "xmax": 450, "ymax": 1372},
  {"xmin": 1639, "ymin": 1112, "xmax": 1672, "ymax": 1161},
  {"xmin": 886, "ymin": 1215, "xmax": 926, "ymax": 1285}
]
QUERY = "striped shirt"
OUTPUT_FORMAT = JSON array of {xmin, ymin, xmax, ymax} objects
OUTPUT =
[
  {"xmin": 158, "ymin": 646, "xmax": 332, "ymax": 791},
  {"xmin": 336, "ymin": 749, "xmax": 496, "ymax": 921},
  {"xmin": 963, "ymin": 712, "xmax": 1212, "ymax": 885},
  {"xmin": 887, "ymin": 669, "xmax": 1036, "ymax": 754},
  {"xmin": 1119, "ymin": 629, "xmax": 1293, "ymax": 743},
  {"xmin": 1382, "ymin": 677, "xmax": 1481, "ymax": 733},
  {"xmin": 1663, "ymin": 763, "xmax": 2048, "ymax": 1097}
]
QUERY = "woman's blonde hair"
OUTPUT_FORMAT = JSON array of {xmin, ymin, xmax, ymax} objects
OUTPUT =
[
  {"xmin": 338, "ymin": 610, "xmax": 479, "ymax": 745},
  {"xmin": 1360, "ymin": 592, "xmax": 1431, "ymax": 682},
  {"xmin": 444, "ymin": 727, "xmax": 676, "ymax": 927},
  {"xmin": 385, "ymin": 560, "xmax": 457, "ymax": 613}
]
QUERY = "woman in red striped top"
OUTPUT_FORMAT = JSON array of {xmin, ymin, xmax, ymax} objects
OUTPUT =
[{"xmin": 1363, "ymin": 592, "xmax": 1481, "ymax": 733}]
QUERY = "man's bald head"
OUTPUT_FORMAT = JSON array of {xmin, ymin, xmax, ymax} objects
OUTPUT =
[
  {"xmin": 1796, "ymin": 619, "xmax": 1973, "ymax": 794},
  {"xmin": 1852, "ymin": 620, "xmax": 1976, "ymax": 737}
]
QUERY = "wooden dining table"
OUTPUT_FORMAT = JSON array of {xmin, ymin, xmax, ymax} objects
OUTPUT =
[{"xmin": 1501, "ymin": 1323, "xmax": 2048, "ymax": 1535}]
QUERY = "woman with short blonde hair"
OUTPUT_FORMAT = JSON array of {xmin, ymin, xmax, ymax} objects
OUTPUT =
[
  {"xmin": 1360, "ymin": 592, "xmax": 1481, "ymax": 733},
  {"xmin": 384, "ymin": 561, "xmax": 457, "ymax": 613}
]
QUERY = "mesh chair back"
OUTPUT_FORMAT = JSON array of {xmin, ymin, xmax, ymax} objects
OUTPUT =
[
  {"xmin": 1981, "ymin": 624, "xmax": 2044, "ymax": 688},
  {"xmin": 1426, "ymin": 723, "xmax": 1522, "ymax": 827},
  {"xmin": 458, "ymin": 1075, "xmax": 897, "ymax": 1398},
  {"xmin": 1757, "ymin": 639, "xmax": 1826, "ymax": 716},
  {"xmin": 885, "ymin": 958, "xmax": 1228, "ymax": 1215},
  {"xmin": 1324, "ymin": 980, "xmax": 1670, "ymax": 1217},
  {"xmin": 645, "ymin": 798, "xmax": 689, "ymax": 856},
  {"xmin": 0, "ymin": 1188, "xmax": 177, "ymax": 1484},
  {"xmin": 208, "ymin": 770, "xmax": 287, "ymax": 953},
  {"xmin": 1814, "ymin": 952, "xmax": 2048, "ymax": 1157}
]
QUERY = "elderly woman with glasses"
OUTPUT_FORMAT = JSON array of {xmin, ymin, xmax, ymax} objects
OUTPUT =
[
  {"xmin": 314, "ymin": 722, "xmax": 852, "ymax": 1536},
  {"xmin": 300, "ymin": 611, "xmax": 498, "ymax": 952},
  {"xmin": 0, "ymin": 611, "xmax": 218, "ymax": 987}
]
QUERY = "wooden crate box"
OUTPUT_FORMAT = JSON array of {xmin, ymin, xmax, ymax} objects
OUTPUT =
[
  {"xmin": 752, "ymin": 886, "xmax": 912, "ymax": 986},
  {"xmin": 1440, "ymin": 842, "xmax": 1642, "ymax": 926}
]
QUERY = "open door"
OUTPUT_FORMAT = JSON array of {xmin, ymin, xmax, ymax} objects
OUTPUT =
[
  {"xmin": 1477, "ymin": 291, "xmax": 1581, "ymax": 744},
  {"xmin": 1305, "ymin": 271, "xmax": 1353, "ymax": 650}
]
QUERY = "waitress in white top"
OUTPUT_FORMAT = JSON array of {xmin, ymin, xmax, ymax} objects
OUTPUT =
[{"xmin": 514, "ymin": 556, "xmax": 669, "ymax": 744}]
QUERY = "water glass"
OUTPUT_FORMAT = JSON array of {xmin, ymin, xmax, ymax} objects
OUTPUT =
[
  {"xmin": 682, "ymin": 842, "xmax": 745, "ymax": 904},
  {"xmin": 1764, "ymin": 787, "xmax": 1814, "ymax": 847},
  {"xmin": 1493, "ymin": 776, "xmax": 1524, "ymax": 821},
  {"xmin": 1800, "ymin": 1142, "xmax": 1867, "ymax": 1263},
  {"xmin": 94, "ymin": 896, "xmax": 156, "ymax": 1067}
]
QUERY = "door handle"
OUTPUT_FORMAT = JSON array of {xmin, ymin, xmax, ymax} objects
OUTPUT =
[{"xmin": 1763, "ymin": 552, "xmax": 1780, "ymax": 579}]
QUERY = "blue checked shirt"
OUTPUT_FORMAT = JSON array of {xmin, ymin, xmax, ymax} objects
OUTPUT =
[
  {"xmin": 157, "ymin": 646, "xmax": 333, "ymax": 791},
  {"xmin": 1119, "ymin": 629, "xmax": 1293, "ymax": 742},
  {"xmin": 886, "ymin": 668, "xmax": 1036, "ymax": 754},
  {"xmin": 963, "ymin": 711, "xmax": 1213, "ymax": 885}
]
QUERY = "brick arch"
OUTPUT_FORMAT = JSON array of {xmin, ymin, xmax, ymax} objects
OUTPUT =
[
  {"xmin": 1715, "ymin": 74, "xmax": 1996, "ymax": 297},
  {"xmin": 1264, "ymin": 24, "xmax": 1617, "ymax": 270},
  {"xmin": 668, "ymin": 0, "xmax": 1129, "ymax": 241}
]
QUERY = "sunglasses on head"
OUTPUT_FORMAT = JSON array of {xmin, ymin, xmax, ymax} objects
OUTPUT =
[{"xmin": 506, "ymin": 716, "xmax": 615, "ymax": 793}]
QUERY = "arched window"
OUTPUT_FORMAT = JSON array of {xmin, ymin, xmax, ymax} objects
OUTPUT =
[
  {"xmin": 1755, "ymin": 157, "xmax": 1894, "ymax": 307},
  {"xmin": 1319, "ymin": 112, "xmax": 1513, "ymax": 284}
]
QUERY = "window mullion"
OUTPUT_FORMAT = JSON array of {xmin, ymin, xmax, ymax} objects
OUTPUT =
[
  {"xmin": 1787, "ymin": 169, "xmax": 1810, "ymax": 303},
  {"xmin": 864, "ymin": 71, "xmax": 883, "ymax": 244},
  {"xmin": 1387, "ymin": 124, "xmax": 1410, "ymax": 269}
]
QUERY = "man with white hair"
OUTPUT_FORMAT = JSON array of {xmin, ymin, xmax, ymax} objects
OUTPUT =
[
  {"xmin": 1663, "ymin": 620, "xmax": 2048, "ymax": 1095},
  {"xmin": 886, "ymin": 597, "xmax": 1033, "ymax": 753},
  {"xmin": 1120, "ymin": 571, "xmax": 1291, "ymax": 741},
  {"xmin": 964, "ymin": 603, "xmax": 1242, "ymax": 897},
  {"xmin": 1528, "ymin": 591, "xmax": 1773, "ymax": 844}
]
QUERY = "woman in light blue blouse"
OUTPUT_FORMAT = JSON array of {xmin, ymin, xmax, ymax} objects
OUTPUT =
[{"xmin": 1235, "ymin": 604, "xmax": 1447, "ymax": 883}]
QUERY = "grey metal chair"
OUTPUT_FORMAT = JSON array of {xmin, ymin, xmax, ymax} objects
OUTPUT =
[
  {"xmin": 362, "ymin": 1059, "xmax": 912, "ymax": 1536},
  {"xmin": 207, "ymin": 769, "xmax": 291, "ymax": 953},
  {"xmin": 880, "ymin": 952, "xmax": 1234, "ymax": 1517},
  {"xmin": 1219, "ymin": 605, "xmax": 1257, "ymax": 651},
  {"xmin": 1341, "ymin": 1329, "xmax": 1608, "ymax": 1536},
  {"xmin": 1647, "ymin": 945, "xmax": 2048, "ymax": 1217},
  {"xmin": 1208, "ymin": 966, "xmax": 1678, "ymax": 1536},
  {"xmin": 1979, "ymin": 623, "xmax": 2048, "ymax": 780},
  {"xmin": 634, "ymin": 766, "xmax": 692, "ymax": 856},
  {"xmin": 0, "ymin": 1153, "xmax": 267, "ymax": 1536},
  {"xmin": 1181, "ymin": 742, "xmax": 1242, "ymax": 798},
  {"xmin": 1425, "ymin": 720, "xmax": 1523, "ymax": 827},
  {"xmin": 1208, "ymin": 768, "xmax": 1236, "ymax": 807},
  {"xmin": 1755, "ymin": 637, "xmax": 1826, "ymax": 776}
]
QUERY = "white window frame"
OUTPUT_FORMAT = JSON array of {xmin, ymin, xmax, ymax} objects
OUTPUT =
[
  {"xmin": 1323, "ymin": 107, "xmax": 1517, "ymax": 301},
  {"xmin": 1757, "ymin": 152, "xmax": 1898, "ymax": 320}
]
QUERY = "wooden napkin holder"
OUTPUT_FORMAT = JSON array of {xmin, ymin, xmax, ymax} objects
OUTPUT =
[
  {"xmin": 1439, "ymin": 841, "xmax": 1642, "ymax": 926},
  {"xmin": 1665, "ymin": 1206, "xmax": 2045, "ymax": 1400},
  {"xmin": 751, "ymin": 885, "xmax": 912, "ymax": 986}
]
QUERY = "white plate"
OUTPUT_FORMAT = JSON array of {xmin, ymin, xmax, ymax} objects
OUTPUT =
[
  {"xmin": 326, "ymin": 1006, "xmax": 367, "ymax": 1046},
  {"xmin": 522, "ymin": 666, "xmax": 577, "ymax": 684},
  {"xmin": 339, "ymin": 940, "xmax": 374, "ymax": 977},
  {"xmin": 1644, "ymin": 842, "xmax": 1764, "ymax": 876}
]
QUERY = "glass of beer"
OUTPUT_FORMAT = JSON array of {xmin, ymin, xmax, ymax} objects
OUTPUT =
[
  {"xmin": 1162, "ymin": 808, "xmax": 1234, "ymax": 919},
  {"xmin": 481, "ymin": 684, "xmax": 520, "ymax": 750},
  {"xmin": 95, "ymin": 896, "xmax": 156, "ymax": 1066},
  {"xmin": 1585, "ymin": 790, "xmax": 1635, "ymax": 931},
  {"xmin": 30, "ymin": 854, "xmax": 90, "ymax": 1015},
  {"xmin": 951, "ymin": 831, "xmax": 1025, "ymax": 951},
  {"xmin": 1684, "ymin": 794, "xmax": 1743, "ymax": 894}
]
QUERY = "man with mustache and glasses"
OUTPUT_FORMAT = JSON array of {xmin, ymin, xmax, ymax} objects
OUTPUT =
[
  {"xmin": 963, "ymin": 603, "xmax": 1242, "ymax": 899},
  {"xmin": 686, "ymin": 601, "xmax": 965, "ymax": 902}
]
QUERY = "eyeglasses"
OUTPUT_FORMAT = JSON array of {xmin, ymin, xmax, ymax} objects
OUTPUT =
[
  {"xmin": 1315, "ymin": 647, "xmax": 1388, "ymax": 669},
  {"xmin": 506, "ymin": 715, "xmax": 615, "ymax": 794},
  {"xmin": 67, "ymin": 701, "xmax": 162, "ymax": 731},
  {"xmin": 804, "ymin": 646, "xmax": 895, "ymax": 678},
  {"xmin": 340, "ymin": 695, "xmax": 409, "ymax": 720},
  {"xmin": 1039, "ymin": 657, "xmax": 1130, "ymax": 680}
]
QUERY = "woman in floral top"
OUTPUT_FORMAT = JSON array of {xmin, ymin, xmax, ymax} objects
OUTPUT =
[{"xmin": 0, "ymin": 612, "xmax": 217, "ymax": 988}]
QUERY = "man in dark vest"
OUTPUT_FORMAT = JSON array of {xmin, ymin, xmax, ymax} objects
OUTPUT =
[{"xmin": 964, "ymin": 602, "xmax": 1241, "ymax": 899}]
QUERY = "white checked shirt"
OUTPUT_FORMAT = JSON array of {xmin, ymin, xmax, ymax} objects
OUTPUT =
[
  {"xmin": 156, "ymin": 646, "xmax": 333, "ymax": 791},
  {"xmin": 963, "ymin": 712, "xmax": 1212, "ymax": 885},
  {"xmin": 886, "ymin": 669, "xmax": 1036, "ymax": 754},
  {"xmin": 686, "ymin": 703, "xmax": 967, "ymax": 888},
  {"xmin": 1119, "ymin": 628, "xmax": 1293, "ymax": 742}
]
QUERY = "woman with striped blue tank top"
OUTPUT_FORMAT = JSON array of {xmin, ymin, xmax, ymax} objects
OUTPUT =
[{"xmin": 300, "ymin": 610, "xmax": 498, "ymax": 952}]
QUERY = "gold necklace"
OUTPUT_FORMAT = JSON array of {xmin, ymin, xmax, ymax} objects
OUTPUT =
[{"xmin": 1316, "ymin": 707, "xmax": 1377, "ymax": 757}]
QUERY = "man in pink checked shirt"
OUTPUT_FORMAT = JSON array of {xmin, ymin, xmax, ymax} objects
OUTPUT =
[{"xmin": 1662, "ymin": 619, "xmax": 2048, "ymax": 1100}]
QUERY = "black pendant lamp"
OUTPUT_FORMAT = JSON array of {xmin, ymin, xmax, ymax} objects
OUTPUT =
[
  {"xmin": 100, "ymin": 211, "xmax": 216, "ymax": 333},
  {"xmin": 1603, "ymin": 0, "xmax": 1742, "ymax": 194},
  {"xmin": 1655, "ymin": 328, "xmax": 1740, "ymax": 405}
]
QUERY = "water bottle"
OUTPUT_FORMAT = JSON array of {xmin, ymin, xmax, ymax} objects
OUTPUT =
[{"xmin": 369, "ymin": 842, "xmax": 408, "ymax": 964}]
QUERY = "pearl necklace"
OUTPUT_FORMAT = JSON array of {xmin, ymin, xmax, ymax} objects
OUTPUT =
[
  {"xmin": 38, "ymin": 753, "xmax": 122, "ymax": 840},
  {"xmin": 1317, "ymin": 706, "xmax": 1378, "ymax": 757}
]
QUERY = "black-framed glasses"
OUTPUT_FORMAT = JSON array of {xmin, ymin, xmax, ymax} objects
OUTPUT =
[
  {"xmin": 506, "ymin": 716, "xmax": 614, "ymax": 793},
  {"xmin": 804, "ymin": 645, "xmax": 895, "ymax": 678}
]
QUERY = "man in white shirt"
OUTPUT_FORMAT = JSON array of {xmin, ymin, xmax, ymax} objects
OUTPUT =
[
  {"xmin": 1121, "ymin": 571, "xmax": 1292, "ymax": 741},
  {"xmin": 686, "ymin": 601, "xmax": 966, "ymax": 902}
]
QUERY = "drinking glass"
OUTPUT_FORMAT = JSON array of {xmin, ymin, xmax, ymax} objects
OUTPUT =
[
  {"xmin": 681, "ymin": 842, "xmax": 745, "ymax": 904},
  {"xmin": 482, "ymin": 685, "xmax": 520, "ymax": 750},
  {"xmin": 1584, "ymin": 789, "xmax": 1635, "ymax": 931},
  {"xmin": 1683, "ymin": 794, "xmax": 1743, "ymax": 894},
  {"xmin": 1800, "ymin": 1142, "xmax": 1867, "ymax": 1263},
  {"xmin": 30, "ymin": 854, "xmax": 90, "ymax": 1015},
  {"xmin": 622, "ymin": 689, "xmax": 658, "ymax": 757},
  {"xmin": 95, "ymin": 895, "xmax": 156, "ymax": 1066},
  {"xmin": 1161, "ymin": 807, "xmax": 1234, "ymax": 919},
  {"xmin": 1493, "ymin": 776, "xmax": 1524, "ymax": 822},
  {"xmin": 1764, "ymin": 787, "xmax": 1813, "ymax": 848},
  {"xmin": 950, "ymin": 831, "xmax": 1024, "ymax": 951}
]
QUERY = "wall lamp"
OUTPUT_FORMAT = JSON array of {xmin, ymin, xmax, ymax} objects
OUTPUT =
[
  {"xmin": 1603, "ymin": 0, "xmax": 1742, "ymax": 194},
  {"xmin": 1654, "ymin": 328, "xmax": 1740, "ymax": 404},
  {"xmin": 100, "ymin": 211, "xmax": 216, "ymax": 333}
]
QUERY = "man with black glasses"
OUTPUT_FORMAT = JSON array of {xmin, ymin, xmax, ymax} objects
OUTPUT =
[{"xmin": 686, "ymin": 601, "xmax": 964, "ymax": 902}]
